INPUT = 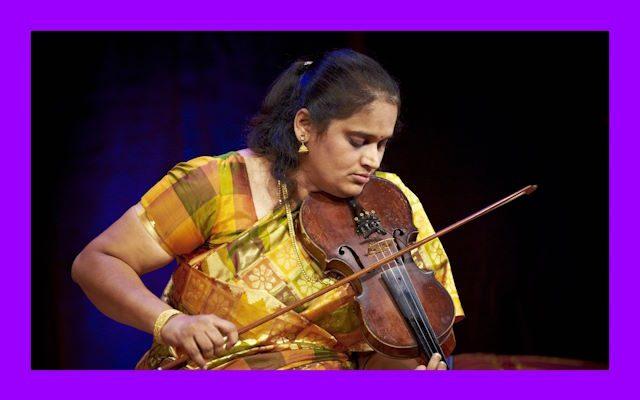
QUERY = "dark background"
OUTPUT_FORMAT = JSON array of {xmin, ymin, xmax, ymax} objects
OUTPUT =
[{"xmin": 32, "ymin": 32, "xmax": 608, "ymax": 369}]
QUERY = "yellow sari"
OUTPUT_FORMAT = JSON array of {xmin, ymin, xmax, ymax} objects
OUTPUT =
[{"xmin": 134, "ymin": 152, "xmax": 464, "ymax": 370}]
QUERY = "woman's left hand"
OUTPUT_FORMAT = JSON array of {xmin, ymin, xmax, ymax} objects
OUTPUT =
[
  {"xmin": 415, "ymin": 353, "xmax": 447, "ymax": 370},
  {"xmin": 361, "ymin": 352, "xmax": 448, "ymax": 369}
]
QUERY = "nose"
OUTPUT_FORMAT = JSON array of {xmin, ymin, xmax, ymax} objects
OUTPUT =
[{"xmin": 361, "ymin": 144, "xmax": 381, "ymax": 171}]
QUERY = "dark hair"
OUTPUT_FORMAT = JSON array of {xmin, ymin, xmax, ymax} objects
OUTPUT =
[{"xmin": 246, "ymin": 49, "xmax": 401, "ymax": 193}]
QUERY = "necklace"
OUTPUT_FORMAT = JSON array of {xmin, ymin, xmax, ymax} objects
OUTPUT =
[{"xmin": 277, "ymin": 180, "xmax": 319, "ymax": 284}]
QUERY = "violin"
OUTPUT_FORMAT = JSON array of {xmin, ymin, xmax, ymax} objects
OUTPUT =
[
  {"xmin": 159, "ymin": 181, "xmax": 537, "ymax": 370},
  {"xmin": 298, "ymin": 176, "xmax": 456, "ymax": 365}
]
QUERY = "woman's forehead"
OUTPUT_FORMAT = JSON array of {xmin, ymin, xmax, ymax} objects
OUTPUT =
[{"xmin": 334, "ymin": 103, "xmax": 397, "ymax": 135}]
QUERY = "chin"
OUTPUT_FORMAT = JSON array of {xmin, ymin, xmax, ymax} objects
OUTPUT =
[
  {"xmin": 321, "ymin": 181, "xmax": 365, "ymax": 199},
  {"xmin": 339, "ymin": 183, "xmax": 366, "ymax": 198}
]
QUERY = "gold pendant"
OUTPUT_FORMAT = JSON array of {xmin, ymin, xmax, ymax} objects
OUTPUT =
[{"xmin": 298, "ymin": 142, "xmax": 309, "ymax": 153}]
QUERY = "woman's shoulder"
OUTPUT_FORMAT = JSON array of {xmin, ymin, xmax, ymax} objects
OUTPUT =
[
  {"xmin": 140, "ymin": 150, "xmax": 249, "ymax": 256},
  {"xmin": 144, "ymin": 151, "xmax": 246, "ymax": 205},
  {"xmin": 163, "ymin": 151, "xmax": 247, "ymax": 180},
  {"xmin": 173, "ymin": 151, "xmax": 243, "ymax": 169}
]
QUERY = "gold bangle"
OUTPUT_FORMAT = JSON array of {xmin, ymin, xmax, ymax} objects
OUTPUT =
[{"xmin": 153, "ymin": 309, "xmax": 182, "ymax": 345}]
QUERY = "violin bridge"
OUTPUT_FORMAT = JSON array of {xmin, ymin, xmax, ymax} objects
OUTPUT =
[{"xmin": 367, "ymin": 238, "xmax": 396, "ymax": 256}]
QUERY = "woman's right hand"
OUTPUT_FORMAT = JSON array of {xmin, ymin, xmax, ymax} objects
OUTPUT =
[{"xmin": 160, "ymin": 313, "xmax": 239, "ymax": 368}]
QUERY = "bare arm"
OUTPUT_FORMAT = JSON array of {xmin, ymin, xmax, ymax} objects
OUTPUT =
[
  {"xmin": 71, "ymin": 203, "xmax": 175, "ymax": 334},
  {"xmin": 72, "ymin": 203, "xmax": 239, "ymax": 368}
]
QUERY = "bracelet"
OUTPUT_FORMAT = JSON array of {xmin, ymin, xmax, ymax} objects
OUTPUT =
[{"xmin": 153, "ymin": 309, "xmax": 182, "ymax": 345}]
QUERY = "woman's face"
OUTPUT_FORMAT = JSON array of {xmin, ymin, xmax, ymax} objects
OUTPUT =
[{"xmin": 295, "ymin": 99, "xmax": 398, "ymax": 198}]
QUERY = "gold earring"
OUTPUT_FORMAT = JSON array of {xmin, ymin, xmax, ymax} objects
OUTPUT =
[{"xmin": 298, "ymin": 138, "xmax": 309, "ymax": 154}]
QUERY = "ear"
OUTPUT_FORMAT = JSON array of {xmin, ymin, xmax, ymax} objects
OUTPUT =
[{"xmin": 293, "ymin": 108, "xmax": 314, "ymax": 142}]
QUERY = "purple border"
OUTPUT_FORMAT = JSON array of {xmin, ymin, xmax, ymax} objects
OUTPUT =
[{"xmin": 7, "ymin": 0, "xmax": 634, "ymax": 397}]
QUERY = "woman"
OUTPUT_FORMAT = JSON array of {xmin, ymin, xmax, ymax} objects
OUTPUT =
[{"xmin": 72, "ymin": 49, "xmax": 464, "ymax": 370}]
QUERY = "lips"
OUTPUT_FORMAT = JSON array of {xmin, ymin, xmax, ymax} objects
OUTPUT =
[{"xmin": 351, "ymin": 173, "xmax": 371, "ymax": 184}]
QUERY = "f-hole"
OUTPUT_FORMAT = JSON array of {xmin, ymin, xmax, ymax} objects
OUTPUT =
[{"xmin": 338, "ymin": 245, "xmax": 365, "ymax": 270}]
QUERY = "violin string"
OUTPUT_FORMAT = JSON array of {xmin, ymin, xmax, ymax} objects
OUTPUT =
[
  {"xmin": 373, "ymin": 245, "xmax": 437, "ymax": 357},
  {"xmin": 395, "ymin": 256, "xmax": 445, "ymax": 359},
  {"xmin": 386, "ymin": 246, "xmax": 439, "ymax": 358},
  {"xmin": 388, "ymin": 240, "xmax": 446, "ymax": 358},
  {"xmin": 372, "ymin": 243, "xmax": 437, "ymax": 356},
  {"xmin": 381, "ymin": 240, "xmax": 442, "ymax": 357},
  {"xmin": 370, "ymin": 242, "xmax": 427, "ymax": 352},
  {"xmin": 386, "ymin": 244, "xmax": 443, "ymax": 359},
  {"xmin": 371, "ymin": 248, "xmax": 430, "ymax": 355}
]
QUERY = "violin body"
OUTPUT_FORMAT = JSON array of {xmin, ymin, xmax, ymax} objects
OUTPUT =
[{"xmin": 299, "ymin": 176, "xmax": 456, "ymax": 360}]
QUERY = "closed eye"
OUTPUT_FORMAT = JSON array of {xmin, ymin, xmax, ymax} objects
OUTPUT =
[
  {"xmin": 347, "ymin": 131, "xmax": 393, "ymax": 149},
  {"xmin": 349, "ymin": 138, "xmax": 366, "ymax": 148}
]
